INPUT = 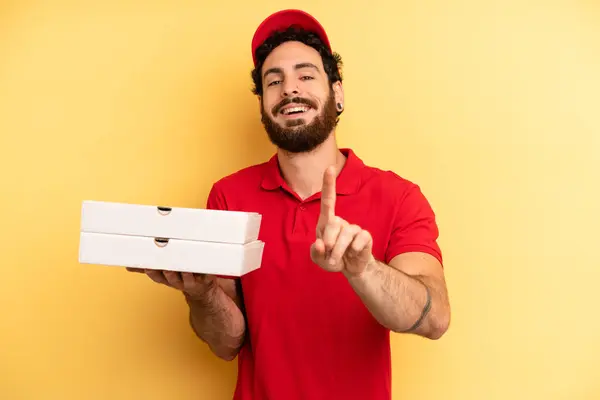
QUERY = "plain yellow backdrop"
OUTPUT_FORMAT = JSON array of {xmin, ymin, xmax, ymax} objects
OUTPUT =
[{"xmin": 1, "ymin": 0, "xmax": 599, "ymax": 399}]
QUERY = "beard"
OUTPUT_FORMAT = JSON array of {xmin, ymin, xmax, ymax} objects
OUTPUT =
[{"xmin": 260, "ymin": 89, "xmax": 338, "ymax": 153}]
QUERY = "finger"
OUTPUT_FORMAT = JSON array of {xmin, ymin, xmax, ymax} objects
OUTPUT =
[
  {"xmin": 162, "ymin": 270, "xmax": 184, "ymax": 290},
  {"xmin": 145, "ymin": 269, "xmax": 168, "ymax": 285},
  {"xmin": 329, "ymin": 224, "xmax": 361, "ymax": 265},
  {"xmin": 322, "ymin": 216, "xmax": 344, "ymax": 252},
  {"xmin": 319, "ymin": 166, "xmax": 337, "ymax": 220},
  {"xmin": 126, "ymin": 267, "xmax": 145, "ymax": 273},
  {"xmin": 195, "ymin": 273, "xmax": 216, "ymax": 286},
  {"xmin": 181, "ymin": 272, "xmax": 197, "ymax": 290},
  {"xmin": 181, "ymin": 272, "xmax": 212, "ymax": 295},
  {"xmin": 310, "ymin": 238, "xmax": 327, "ymax": 264},
  {"xmin": 348, "ymin": 229, "xmax": 373, "ymax": 258}
]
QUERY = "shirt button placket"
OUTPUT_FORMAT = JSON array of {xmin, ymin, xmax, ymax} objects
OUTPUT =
[{"xmin": 292, "ymin": 204, "xmax": 306, "ymax": 235}]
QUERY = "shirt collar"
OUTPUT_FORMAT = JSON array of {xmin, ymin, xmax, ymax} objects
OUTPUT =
[{"xmin": 260, "ymin": 148, "xmax": 365, "ymax": 195}]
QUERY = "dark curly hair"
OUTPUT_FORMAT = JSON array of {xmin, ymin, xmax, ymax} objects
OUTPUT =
[{"xmin": 250, "ymin": 27, "xmax": 343, "ymax": 97}]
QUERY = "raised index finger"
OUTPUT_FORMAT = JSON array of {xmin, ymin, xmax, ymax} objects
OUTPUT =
[{"xmin": 320, "ymin": 166, "xmax": 337, "ymax": 219}]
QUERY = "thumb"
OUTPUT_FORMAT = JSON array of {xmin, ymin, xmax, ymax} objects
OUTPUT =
[{"xmin": 310, "ymin": 239, "xmax": 326, "ymax": 263}]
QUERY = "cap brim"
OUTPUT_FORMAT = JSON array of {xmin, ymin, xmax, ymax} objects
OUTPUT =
[{"xmin": 251, "ymin": 9, "xmax": 332, "ymax": 66}]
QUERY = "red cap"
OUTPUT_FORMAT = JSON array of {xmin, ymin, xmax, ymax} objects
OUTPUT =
[{"xmin": 251, "ymin": 9, "xmax": 332, "ymax": 66}]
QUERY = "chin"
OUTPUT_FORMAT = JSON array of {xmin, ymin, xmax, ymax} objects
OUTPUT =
[
  {"xmin": 281, "ymin": 119, "xmax": 310, "ymax": 128},
  {"xmin": 278, "ymin": 114, "xmax": 316, "ymax": 128}
]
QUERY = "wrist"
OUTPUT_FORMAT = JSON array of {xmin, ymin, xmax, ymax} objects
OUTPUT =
[
  {"xmin": 183, "ymin": 282, "xmax": 218, "ymax": 305},
  {"xmin": 343, "ymin": 255, "xmax": 378, "ymax": 282}
]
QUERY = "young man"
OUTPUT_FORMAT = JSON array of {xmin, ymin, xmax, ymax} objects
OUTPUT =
[{"xmin": 132, "ymin": 9, "xmax": 451, "ymax": 400}]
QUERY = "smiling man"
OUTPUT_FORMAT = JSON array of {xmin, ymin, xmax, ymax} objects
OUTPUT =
[{"xmin": 132, "ymin": 9, "xmax": 451, "ymax": 400}]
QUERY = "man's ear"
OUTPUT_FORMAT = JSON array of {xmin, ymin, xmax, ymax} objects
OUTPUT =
[{"xmin": 332, "ymin": 81, "xmax": 344, "ymax": 112}]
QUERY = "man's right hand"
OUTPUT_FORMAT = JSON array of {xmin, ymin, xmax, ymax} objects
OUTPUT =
[
  {"xmin": 126, "ymin": 268, "xmax": 217, "ymax": 301},
  {"xmin": 125, "ymin": 267, "xmax": 245, "ymax": 361}
]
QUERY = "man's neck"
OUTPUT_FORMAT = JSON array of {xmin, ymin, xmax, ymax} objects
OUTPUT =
[{"xmin": 276, "ymin": 136, "xmax": 347, "ymax": 200}]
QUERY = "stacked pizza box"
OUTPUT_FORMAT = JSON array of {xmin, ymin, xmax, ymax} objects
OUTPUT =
[{"xmin": 78, "ymin": 200, "xmax": 264, "ymax": 277}]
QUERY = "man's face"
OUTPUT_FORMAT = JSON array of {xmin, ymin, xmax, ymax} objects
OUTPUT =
[{"xmin": 259, "ymin": 41, "xmax": 343, "ymax": 153}]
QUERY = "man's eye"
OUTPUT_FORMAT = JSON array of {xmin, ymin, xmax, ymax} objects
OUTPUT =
[
  {"xmin": 301, "ymin": 76, "xmax": 314, "ymax": 80},
  {"xmin": 268, "ymin": 80, "xmax": 281, "ymax": 86}
]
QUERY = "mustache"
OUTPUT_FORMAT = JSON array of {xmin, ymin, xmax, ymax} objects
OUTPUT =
[{"xmin": 272, "ymin": 97, "xmax": 318, "ymax": 115}]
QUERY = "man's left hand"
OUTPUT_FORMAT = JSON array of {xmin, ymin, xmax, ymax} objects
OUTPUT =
[{"xmin": 310, "ymin": 166, "xmax": 375, "ymax": 277}]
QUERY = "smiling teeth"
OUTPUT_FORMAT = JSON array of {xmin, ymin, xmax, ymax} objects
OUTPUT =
[{"xmin": 282, "ymin": 106, "xmax": 309, "ymax": 115}]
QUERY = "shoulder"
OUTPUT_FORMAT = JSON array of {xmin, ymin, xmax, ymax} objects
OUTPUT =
[
  {"xmin": 211, "ymin": 161, "xmax": 269, "ymax": 191},
  {"xmin": 361, "ymin": 164, "xmax": 430, "ymax": 209},
  {"xmin": 206, "ymin": 160, "xmax": 270, "ymax": 210},
  {"xmin": 359, "ymin": 165, "xmax": 442, "ymax": 264}
]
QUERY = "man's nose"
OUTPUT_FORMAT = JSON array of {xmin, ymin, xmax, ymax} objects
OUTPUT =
[{"xmin": 282, "ymin": 80, "xmax": 299, "ymax": 97}]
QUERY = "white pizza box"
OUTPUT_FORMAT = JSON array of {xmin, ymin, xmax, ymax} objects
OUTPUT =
[
  {"xmin": 80, "ymin": 200, "xmax": 262, "ymax": 245},
  {"xmin": 78, "ymin": 231, "xmax": 265, "ymax": 276}
]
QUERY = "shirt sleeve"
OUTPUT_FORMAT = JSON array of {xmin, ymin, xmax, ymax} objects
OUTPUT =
[
  {"xmin": 206, "ymin": 182, "xmax": 228, "ymax": 210},
  {"xmin": 384, "ymin": 183, "xmax": 443, "ymax": 266},
  {"xmin": 205, "ymin": 182, "xmax": 236, "ymax": 279}
]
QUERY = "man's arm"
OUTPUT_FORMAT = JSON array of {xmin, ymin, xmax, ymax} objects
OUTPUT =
[
  {"xmin": 137, "ymin": 182, "xmax": 247, "ymax": 361},
  {"xmin": 184, "ymin": 182, "xmax": 247, "ymax": 360},
  {"xmin": 136, "ymin": 269, "xmax": 246, "ymax": 361},
  {"xmin": 311, "ymin": 168, "xmax": 450, "ymax": 340},
  {"xmin": 344, "ymin": 252, "xmax": 450, "ymax": 340},
  {"xmin": 184, "ymin": 276, "xmax": 246, "ymax": 361}
]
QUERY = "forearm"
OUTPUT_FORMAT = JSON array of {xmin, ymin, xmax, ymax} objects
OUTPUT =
[
  {"xmin": 184, "ymin": 285, "xmax": 246, "ymax": 361},
  {"xmin": 344, "ymin": 258, "xmax": 449, "ymax": 339}
]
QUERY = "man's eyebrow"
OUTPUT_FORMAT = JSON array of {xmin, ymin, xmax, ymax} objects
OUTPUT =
[
  {"xmin": 263, "ymin": 63, "xmax": 320, "ymax": 79},
  {"xmin": 263, "ymin": 67, "xmax": 283, "ymax": 79},
  {"xmin": 295, "ymin": 62, "xmax": 319, "ymax": 71}
]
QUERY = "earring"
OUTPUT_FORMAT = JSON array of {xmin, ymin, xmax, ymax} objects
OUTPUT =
[{"xmin": 336, "ymin": 102, "xmax": 343, "ymax": 111}]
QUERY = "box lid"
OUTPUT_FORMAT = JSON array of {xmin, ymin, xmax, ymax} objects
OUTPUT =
[{"xmin": 80, "ymin": 200, "xmax": 261, "ymax": 244}]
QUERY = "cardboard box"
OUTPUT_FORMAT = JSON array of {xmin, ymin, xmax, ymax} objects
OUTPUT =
[
  {"xmin": 78, "ymin": 200, "xmax": 265, "ymax": 276},
  {"xmin": 79, "ymin": 232, "xmax": 265, "ymax": 276},
  {"xmin": 80, "ymin": 200, "xmax": 262, "ymax": 244}
]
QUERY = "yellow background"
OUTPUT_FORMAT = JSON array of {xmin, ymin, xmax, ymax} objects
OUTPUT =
[{"xmin": 1, "ymin": 0, "xmax": 599, "ymax": 399}]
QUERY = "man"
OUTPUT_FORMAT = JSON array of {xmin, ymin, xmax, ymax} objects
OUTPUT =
[{"xmin": 132, "ymin": 9, "xmax": 451, "ymax": 400}]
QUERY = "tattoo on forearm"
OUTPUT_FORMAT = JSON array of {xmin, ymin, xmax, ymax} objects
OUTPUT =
[{"xmin": 404, "ymin": 278, "xmax": 432, "ymax": 332}]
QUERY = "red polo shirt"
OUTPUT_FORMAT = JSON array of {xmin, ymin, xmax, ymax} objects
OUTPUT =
[{"xmin": 206, "ymin": 148, "xmax": 442, "ymax": 400}]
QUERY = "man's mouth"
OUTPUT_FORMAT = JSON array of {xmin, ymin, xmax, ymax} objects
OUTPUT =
[{"xmin": 279, "ymin": 105, "xmax": 311, "ymax": 116}]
